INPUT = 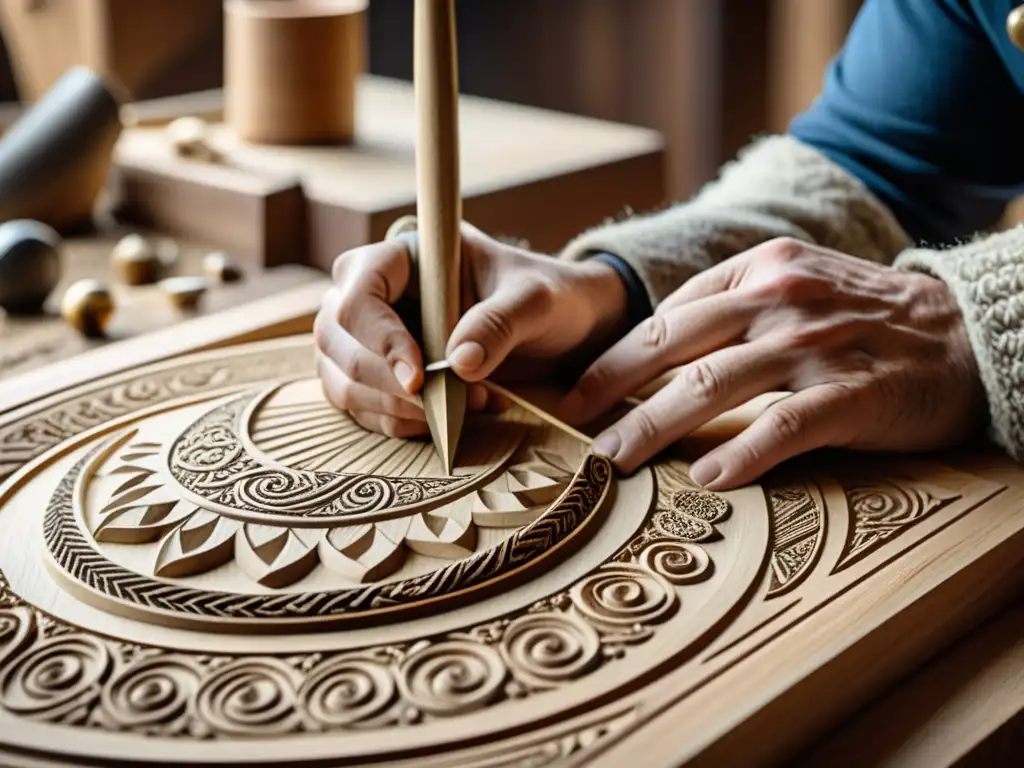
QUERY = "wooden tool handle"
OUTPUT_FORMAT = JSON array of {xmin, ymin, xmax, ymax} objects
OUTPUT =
[{"xmin": 413, "ymin": 0, "xmax": 461, "ymax": 364}]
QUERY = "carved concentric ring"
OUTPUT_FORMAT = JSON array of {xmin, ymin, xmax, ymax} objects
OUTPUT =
[
  {"xmin": 299, "ymin": 654, "xmax": 396, "ymax": 727},
  {"xmin": 398, "ymin": 641, "xmax": 506, "ymax": 715},
  {"xmin": 0, "ymin": 633, "xmax": 112, "ymax": 720},
  {"xmin": 101, "ymin": 654, "xmax": 204, "ymax": 729},
  {"xmin": 194, "ymin": 658, "xmax": 303, "ymax": 736},
  {"xmin": 569, "ymin": 563, "xmax": 677, "ymax": 629},
  {"xmin": 499, "ymin": 613, "xmax": 601, "ymax": 689}
]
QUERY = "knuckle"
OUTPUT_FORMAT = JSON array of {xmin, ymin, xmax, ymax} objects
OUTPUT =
[
  {"xmin": 764, "ymin": 236, "xmax": 805, "ymax": 263},
  {"xmin": 331, "ymin": 247, "xmax": 364, "ymax": 284},
  {"xmin": 312, "ymin": 308, "xmax": 330, "ymax": 351},
  {"xmin": 680, "ymin": 360, "xmax": 726, "ymax": 402},
  {"xmin": 750, "ymin": 270, "xmax": 815, "ymax": 305},
  {"xmin": 519, "ymin": 278, "xmax": 556, "ymax": 317},
  {"xmin": 337, "ymin": 351, "xmax": 365, "ymax": 383},
  {"xmin": 767, "ymin": 405, "xmax": 806, "ymax": 444},
  {"xmin": 329, "ymin": 379, "xmax": 355, "ymax": 410},
  {"xmin": 640, "ymin": 314, "xmax": 671, "ymax": 350},
  {"xmin": 379, "ymin": 416, "xmax": 407, "ymax": 438},
  {"xmin": 376, "ymin": 329, "xmax": 410, "ymax": 361},
  {"xmin": 478, "ymin": 306, "xmax": 517, "ymax": 346}
]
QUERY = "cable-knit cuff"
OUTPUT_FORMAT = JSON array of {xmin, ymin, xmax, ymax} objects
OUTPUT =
[
  {"xmin": 894, "ymin": 227, "xmax": 1024, "ymax": 461},
  {"xmin": 559, "ymin": 134, "xmax": 910, "ymax": 306}
]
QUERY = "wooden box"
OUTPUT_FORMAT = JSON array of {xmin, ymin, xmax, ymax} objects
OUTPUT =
[
  {"xmin": 1, "ymin": 293, "xmax": 1023, "ymax": 766},
  {"xmin": 112, "ymin": 76, "xmax": 666, "ymax": 271}
]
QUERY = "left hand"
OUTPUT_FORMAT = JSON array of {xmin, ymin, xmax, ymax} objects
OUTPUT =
[{"xmin": 559, "ymin": 238, "xmax": 988, "ymax": 489}]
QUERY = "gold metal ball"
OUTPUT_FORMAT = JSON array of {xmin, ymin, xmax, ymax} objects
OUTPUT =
[
  {"xmin": 202, "ymin": 251, "xmax": 244, "ymax": 283},
  {"xmin": 1008, "ymin": 6, "xmax": 1024, "ymax": 51},
  {"xmin": 61, "ymin": 279, "xmax": 114, "ymax": 338},
  {"xmin": 111, "ymin": 233, "xmax": 161, "ymax": 286},
  {"xmin": 160, "ymin": 276, "xmax": 209, "ymax": 311},
  {"xmin": 167, "ymin": 116, "xmax": 217, "ymax": 161}
]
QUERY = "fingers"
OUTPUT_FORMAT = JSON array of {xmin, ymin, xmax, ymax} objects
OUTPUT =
[
  {"xmin": 688, "ymin": 383, "xmax": 865, "ymax": 490},
  {"xmin": 445, "ymin": 282, "xmax": 554, "ymax": 382},
  {"xmin": 317, "ymin": 353, "xmax": 426, "ymax": 422},
  {"xmin": 590, "ymin": 338, "xmax": 794, "ymax": 474},
  {"xmin": 561, "ymin": 293, "xmax": 755, "ymax": 425},
  {"xmin": 317, "ymin": 353, "xmax": 501, "ymax": 439},
  {"xmin": 315, "ymin": 296, "xmax": 421, "ymax": 398},
  {"xmin": 326, "ymin": 241, "xmax": 422, "ymax": 394}
]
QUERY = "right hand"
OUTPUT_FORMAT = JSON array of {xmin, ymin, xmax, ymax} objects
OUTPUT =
[{"xmin": 314, "ymin": 223, "xmax": 628, "ymax": 437}]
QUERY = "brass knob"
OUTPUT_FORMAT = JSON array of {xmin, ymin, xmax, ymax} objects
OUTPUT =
[{"xmin": 1008, "ymin": 5, "xmax": 1024, "ymax": 51}]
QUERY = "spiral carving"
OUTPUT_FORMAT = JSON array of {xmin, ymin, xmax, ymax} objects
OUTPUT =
[
  {"xmin": 101, "ymin": 655, "xmax": 203, "ymax": 729},
  {"xmin": 194, "ymin": 658, "xmax": 302, "ymax": 736},
  {"xmin": 570, "ymin": 563, "xmax": 677, "ymax": 629},
  {"xmin": 638, "ymin": 541, "xmax": 712, "ymax": 585},
  {"xmin": 500, "ymin": 613, "xmax": 600, "ymax": 689},
  {"xmin": 0, "ymin": 634, "xmax": 111, "ymax": 720},
  {"xmin": 299, "ymin": 655, "xmax": 396, "ymax": 727},
  {"xmin": 337, "ymin": 476, "xmax": 395, "ymax": 515},
  {"xmin": 848, "ymin": 485, "xmax": 916, "ymax": 525},
  {"xmin": 0, "ymin": 607, "xmax": 35, "ymax": 669},
  {"xmin": 398, "ymin": 641, "xmax": 506, "ymax": 715}
]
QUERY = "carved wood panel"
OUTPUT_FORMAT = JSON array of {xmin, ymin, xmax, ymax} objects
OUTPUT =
[{"xmin": 0, "ymin": 335, "xmax": 1021, "ymax": 766}]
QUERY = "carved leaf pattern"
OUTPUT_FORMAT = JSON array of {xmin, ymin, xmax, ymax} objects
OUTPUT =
[{"xmin": 87, "ymin": 441, "xmax": 577, "ymax": 589}]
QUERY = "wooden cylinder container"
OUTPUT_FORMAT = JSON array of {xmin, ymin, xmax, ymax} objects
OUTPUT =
[{"xmin": 224, "ymin": 0, "xmax": 367, "ymax": 145}]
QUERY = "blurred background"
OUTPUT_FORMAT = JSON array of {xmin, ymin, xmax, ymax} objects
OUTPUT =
[{"xmin": 0, "ymin": 0, "xmax": 863, "ymax": 201}]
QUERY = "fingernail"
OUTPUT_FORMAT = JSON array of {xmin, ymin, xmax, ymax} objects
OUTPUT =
[
  {"xmin": 393, "ymin": 361, "xmax": 416, "ymax": 393},
  {"xmin": 592, "ymin": 430, "xmax": 621, "ymax": 460},
  {"xmin": 449, "ymin": 342, "xmax": 486, "ymax": 373},
  {"xmin": 689, "ymin": 459, "xmax": 722, "ymax": 489}
]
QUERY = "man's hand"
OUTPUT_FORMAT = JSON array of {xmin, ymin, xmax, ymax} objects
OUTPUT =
[
  {"xmin": 314, "ymin": 223, "xmax": 628, "ymax": 437},
  {"xmin": 561, "ymin": 238, "xmax": 987, "ymax": 489}
]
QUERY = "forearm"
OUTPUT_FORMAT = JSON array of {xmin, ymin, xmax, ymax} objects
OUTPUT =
[{"xmin": 559, "ymin": 134, "xmax": 911, "ymax": 306}]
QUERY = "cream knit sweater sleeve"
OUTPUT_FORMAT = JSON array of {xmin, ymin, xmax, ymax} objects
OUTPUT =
[{"xmin": 558, "ymin": 134, "xmax": 1024, "ymax": 461}]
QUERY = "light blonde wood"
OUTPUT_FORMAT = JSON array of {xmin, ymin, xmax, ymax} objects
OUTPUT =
[
  {"xmin": 112, "ymin": 78, "xmax": 666, "ymax": 270},
  {"xmin": 414, "ymin": 0, "xmax": 466, "ymax": 475},
  {"xmin": 2, "ymin": 306, "xmax": 1024, "ymax": 765},
  {"xmin": 224, "ymin": 0, "xmax": 366, "ymax": 145}
]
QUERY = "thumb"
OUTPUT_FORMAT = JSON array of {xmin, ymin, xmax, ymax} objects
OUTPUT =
[{"xmin": 445, "ymin": 281, "xmax": 552, "ymax": 381}]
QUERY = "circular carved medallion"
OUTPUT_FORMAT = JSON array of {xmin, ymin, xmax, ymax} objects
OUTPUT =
[{"xmin": 0, "ymin": 335, "xmax": 771, "ymax": 766}]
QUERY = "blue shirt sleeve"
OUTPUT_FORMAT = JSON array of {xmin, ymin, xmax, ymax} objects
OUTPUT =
[{"xmin": 789, "ymin": 0, "xmax": 1024, "ymax": 246}]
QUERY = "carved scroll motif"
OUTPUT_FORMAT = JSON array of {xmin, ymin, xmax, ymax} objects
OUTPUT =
[
  {"xmin": 4, "ymin": 461, "xmax": 730, "ymax": 739},
  {"xmin": 836, "ymin": 480, "xmax": 960, "ymax": 572}
]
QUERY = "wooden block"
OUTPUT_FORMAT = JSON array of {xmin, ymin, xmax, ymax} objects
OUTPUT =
[
  {"xmin": 112, "ymin": 76, "xmax": 666, "ymax": 271},
  {"xmin": 110, "ymin": 156, "xmax": 306, "ymax": 269}
]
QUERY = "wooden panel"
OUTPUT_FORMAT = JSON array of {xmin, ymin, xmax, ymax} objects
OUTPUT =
[{"xmin": 0, "ymin": 296, "xmax": 1023, "ymax": 765}]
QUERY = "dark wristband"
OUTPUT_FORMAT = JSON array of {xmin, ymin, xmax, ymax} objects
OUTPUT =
[{"xmin": 587, "ymin": 251, "xmax": 653, "ymax": 331}]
